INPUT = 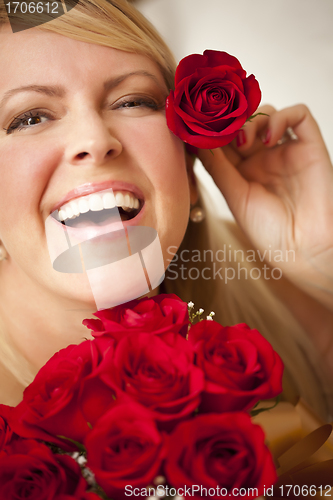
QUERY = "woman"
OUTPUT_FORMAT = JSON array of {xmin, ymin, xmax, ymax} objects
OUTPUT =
[{"xmin": 0, "ymin": 0, "xmax": 332, "ymax": 420}]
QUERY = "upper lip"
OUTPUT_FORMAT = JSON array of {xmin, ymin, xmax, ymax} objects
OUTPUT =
[{"xmin": 51, "ymin": 180, "xmax": 145, "ymax": 214}]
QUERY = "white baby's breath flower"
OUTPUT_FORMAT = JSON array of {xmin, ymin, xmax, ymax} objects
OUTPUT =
[
  {"xmin": 187, "ymin": 301, "xmax": 194, "ymax": 309},
  {"xmin": 70, "ymin": 451, "xmax": 80, "ymax": 461},
  {"xmin": 206, "ymin": 316, "xmax": 213, "ymax": 320},
  {"xmin": 81, "ymin": 466, "xmax": 96, "ymax": 486},
  {"xmin": 153, "ymin": 476, "xmax": 166, "ymax": 485},
  {"xmin": 198, "ymin": 308, "xmax": 204, "ymax": 314},
  {"xmin": 77, "ymin": 455, "xmax": 87, "ymax": 466}
]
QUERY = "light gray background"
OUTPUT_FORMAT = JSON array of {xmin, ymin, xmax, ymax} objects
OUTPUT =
[{"xmin": 135, "ymin": 0, "xmax": 333, "ymax": 219}]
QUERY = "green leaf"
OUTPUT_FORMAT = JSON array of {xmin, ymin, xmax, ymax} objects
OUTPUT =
[
  {"xmin": 44, "ymin": 442, "xmax": 67, "ymax": 454},
  {"xmin": 250, "ymin": 395, "xmax": 280, "ymax": 417},
  {"xmin": 93, "ymin": 483, "xmax": 112, "ymax": 500},
  {"xmin": 56, "ymin": 435, "xmax": 86, "ymax": 454},
  {"xmin": 246, "ymin": 112, "xmax": 270, "ymax": 123},
  {"xmin": 209, "ymin": 149, "xmax": 214, "ymax": 156}
]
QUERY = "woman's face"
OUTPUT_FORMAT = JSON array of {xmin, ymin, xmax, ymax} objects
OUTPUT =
[{"xmin": 0, "ymin": 27, "xmax": 195, "ymax": 305}]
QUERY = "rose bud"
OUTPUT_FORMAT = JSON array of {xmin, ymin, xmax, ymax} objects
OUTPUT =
[{"xmin": 166, "ymin": 50, "xmax": 261, "ymax": 149}]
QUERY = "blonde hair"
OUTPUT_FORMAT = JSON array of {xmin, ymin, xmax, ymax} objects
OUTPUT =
[{"xmin": 0, "ymin": 0, "xmax": 176, "ymax": 90}]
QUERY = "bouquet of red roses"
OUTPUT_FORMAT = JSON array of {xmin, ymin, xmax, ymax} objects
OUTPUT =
[{"xmin": 0, "ymin": 294, "xmax": 283, "ymax": 500}]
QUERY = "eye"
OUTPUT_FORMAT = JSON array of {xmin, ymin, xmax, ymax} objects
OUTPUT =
[
  {"xmin": 4, "ymin": 110, "xmax": 53, "ymax": 135},
  {"xmin": 112, "ymin": 96, "xmax": 161, "ymax": 112},
  {"xmin": 124, "ymin": 100, "xmax": 150, "ymax": 108}
]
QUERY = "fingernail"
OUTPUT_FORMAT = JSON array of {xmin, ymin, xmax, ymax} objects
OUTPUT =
[
  {"xmin": 262, "ymin": 129, "xmax": 271, "ymax": 145},
  {"xmin": 236, "ymin": 129, "xmax": 246, "ymax": 147}
]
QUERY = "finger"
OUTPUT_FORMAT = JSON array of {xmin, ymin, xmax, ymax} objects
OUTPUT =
[
  {"xmin": 261, "ymin": 104, "xmax": 326, "ymax": 147},
  {"xmin": 197, "ymin": 147, "xmax": 250, "ymax": 218},
  {"xmin": 232, "ymin": 104, "xmax": 276, "ymax": 158}
]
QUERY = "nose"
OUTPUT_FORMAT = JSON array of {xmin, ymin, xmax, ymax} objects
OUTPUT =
[{"xmin": 65, "ymin": 110, "xmax": 122, "ymax": 166}]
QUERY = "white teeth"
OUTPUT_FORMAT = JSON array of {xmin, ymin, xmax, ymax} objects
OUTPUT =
[
  {"xmin": 115, "ymin": 192, "xmax": 124, "ymax": 207},
  {"xmin": 58, "ymin": 209, "xmax": 67, "ymax": 221},
  {"xmin": 89, "ymin": 194, "xmax": 103, "ymax": 211},
  {"xmin": 78, "ymin": 198, "xmax": 89, "ymax": 214},
  {"xmin": 66, "ymin": 206, "xmax": 73, "ymax": 219},
  {"xmin": 70, "ymin": 201, "xmax": 80, "ymax": 217},
  {"xmin": 124, "ymin": 193, "xmax": 131, "ymax": 208},
  {"xmin": 56, "ymin": 189, "xmax": 141, "ymax": 222},
  {"xmin": 103, "ymin": 192, "xmax": 116, "ymax": 209}
]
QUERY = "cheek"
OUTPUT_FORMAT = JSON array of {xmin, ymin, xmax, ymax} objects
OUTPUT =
[
  {"xmin": 122, "ymin": 117, "xmax": 190, "ymax": 261},
  {"xmin": 123, "ymin": 115, "xmax": 189, "ymax": 196},
  {"xmin": 0, "ymin": 140, "xmax": 60, "ymax": 235}
]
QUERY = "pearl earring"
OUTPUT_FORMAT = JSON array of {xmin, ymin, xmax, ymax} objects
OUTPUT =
[{"xmin": 189, "ymin": 206, "xmax": 205, "ymax": 223}]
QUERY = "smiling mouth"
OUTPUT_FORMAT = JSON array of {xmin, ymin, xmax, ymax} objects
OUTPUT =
[{"xmin": 52, "ymin": 189, "xmax": 143, "ymax": 227}]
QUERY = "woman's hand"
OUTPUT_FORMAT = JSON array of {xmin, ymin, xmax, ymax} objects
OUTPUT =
[{"xmin": 198, "ymin": 104, "xmax": 333, "ymax": 311}]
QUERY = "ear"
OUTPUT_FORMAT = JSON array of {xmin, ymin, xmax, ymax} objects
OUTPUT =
[{"xmin": 186, "ymin": 151, "xmax": 199, "ymax": 205}]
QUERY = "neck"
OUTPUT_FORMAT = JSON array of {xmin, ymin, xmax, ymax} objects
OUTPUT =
[
  {"xmin": 0, "ymin": 259, "xmax": 160, "ymax": 404},
  {"xmin": 0, "ymin": 262, "xmax": 96, "ymax": 399}
]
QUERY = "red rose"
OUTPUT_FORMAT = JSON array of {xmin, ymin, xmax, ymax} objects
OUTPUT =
[
  {"xmin": 79, "ymin": 495, "xmax": 101, "ymax": 500},
  {"xmin": 83, "ymin": 293, "xmax": 189, "ymax": 341},
  {"xmin": 100, "ymin": 332, "xmax": 204, "ymax": 429},
  {"xmin": 85, "ymin": 402, "xmax": 166, "ymax": 499},
  {"xmin": 188, "ymin": 321, "xmax": 284, "ymax": 412},
  {"xmin": 8, "ymin": 338, "xmax": 118, "ymax": 447},
  {"xmin": 57, "ymin": 494, "xmax": 100, "ymax": 500},
  {"xmin": 57, "ymin": 491, "xmax": 101, "ymax": 500},
  {"xmin": 165, "ymin": 413, "xmax": 277, "ymax": 499},
  {"xmin": 0, "ymin": 438, "xmax": 90, "ymax": 499},
  {"xmin": 166, "ymin": 50, "xmax": 261, "ymax": 149},
  {"xmin": 0, "ymin": 410, "xmax": 14, "ymax": 450}
]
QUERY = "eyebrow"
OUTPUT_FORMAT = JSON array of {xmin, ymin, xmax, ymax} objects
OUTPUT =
[
  {"xmin": 0, "ymin": 71, "xmax": 165, "ymax": 110},
  {"xmin": 0, "ymin": 85, "xmax": 65, "ymax": 110},
  {"xmin": 104, "ymin": 71, "xmax": 165, "ymax": 92}
]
